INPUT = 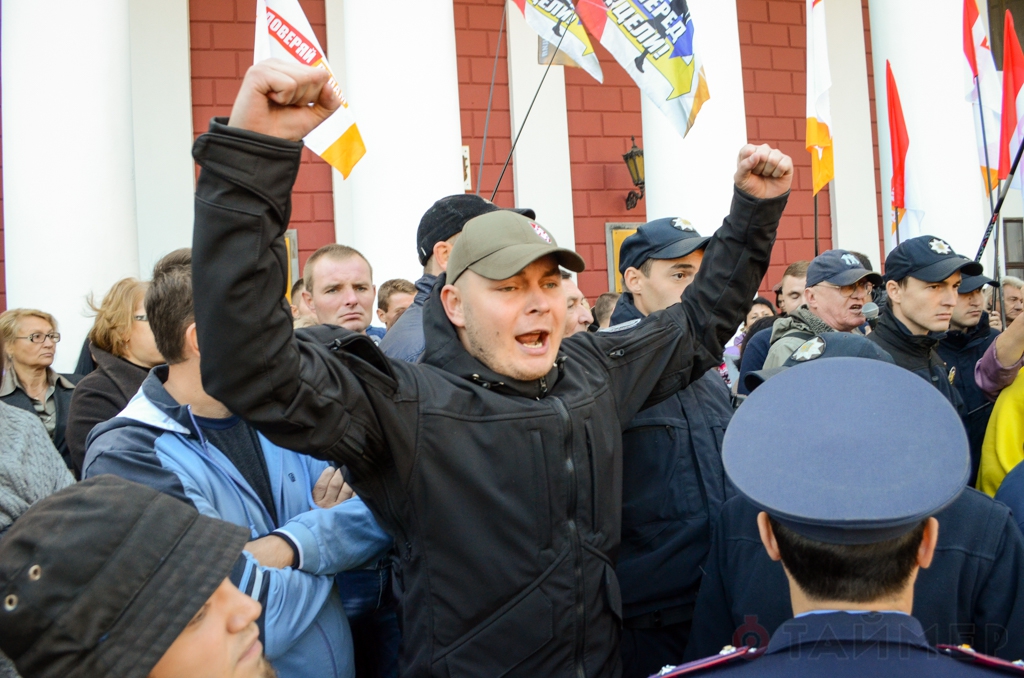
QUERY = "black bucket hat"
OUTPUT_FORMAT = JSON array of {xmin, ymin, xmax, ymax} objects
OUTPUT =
[{"xmin": 0, "ymin": 476, "xmax": 248, "ymax": 678}]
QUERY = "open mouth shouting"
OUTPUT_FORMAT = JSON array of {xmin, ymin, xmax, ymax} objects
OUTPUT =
[{"xmin": 516, "ymin": 331, "xmax": 550, "ymax": 355}]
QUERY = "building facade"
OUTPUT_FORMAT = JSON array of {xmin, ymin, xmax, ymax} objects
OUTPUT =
[{"xmin": 1, "ymin": 0, "xmax": 1005, "ymax": 370}]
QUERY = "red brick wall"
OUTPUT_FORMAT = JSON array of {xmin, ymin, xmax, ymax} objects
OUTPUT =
[
  {"xmin": 738, "ymin": 0, "xmax": 832, "ymax": 301},
  {"xmin": 565, "ymin": 40, "xmax": 646, "ymax": 299},
  {"xmin": 189, "ymin": 0, "xmax": 335, "ymax": 271},
  {"xmin": 454, "ymin": 0, "xmax": 516, "ymax": 209}
]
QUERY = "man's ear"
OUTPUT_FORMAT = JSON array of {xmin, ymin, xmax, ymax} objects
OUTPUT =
[
  {"xmin": 302, "ymin": 289, "xmax": 316, "ymax": 313},
  {"xmin": 917, "ymin": 517, "xmax": 940, "ymax": 570},
  {"xmin": 757, "ymin": 512, "xmax": 783, "ymax": 562},
  {"xmin": 886, "ymin": 280, "xmax": 902, "ymax": 306},
  {"xmin": 803, "ymin": 285, "xmax": 817, "ymax": 311},
  {"xmin": 377, "ymin": 308, "xmax": 386, "ymax": 323},
  {"xmin": 184, "ymin": 322, "xmax": 201, "ymax": 359},
  {"xmin": 441, "ymin": 283, "xmax": 466, "ymax": 328},
  {"xmin": 623, "ymin": 267, "xmax": 644, "ymax": 296},
  {"xmin": 434, "ymin": 241, "xmax": 454, "ymax": 272}
]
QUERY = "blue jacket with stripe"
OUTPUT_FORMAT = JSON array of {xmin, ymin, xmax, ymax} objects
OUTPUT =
[{"xmin": 82, "ymin": 368, "xmax": 392, "ymax": 678}]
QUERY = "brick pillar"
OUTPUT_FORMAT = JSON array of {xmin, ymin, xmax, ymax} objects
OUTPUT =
[
  {"xmin": 738, "ymin": 0, "xmax": 832, "ymax": 299},
  {"xmin": 190, "ymin": 0, "xmax": 335, "ymax": 271}
]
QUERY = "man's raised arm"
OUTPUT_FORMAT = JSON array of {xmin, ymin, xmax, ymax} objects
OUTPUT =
[{"xmin": 191, "ymin": 61, "xmax": 389, "ymax": 465}]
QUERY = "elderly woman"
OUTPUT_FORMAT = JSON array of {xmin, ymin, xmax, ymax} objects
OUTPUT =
[
  {"xmin": 0, "ymin": 309, "xmax": 81, "ymax": 473},
  {"xmin": 66, "ymin": 278, "xmax": 164, "ymax": 473}
]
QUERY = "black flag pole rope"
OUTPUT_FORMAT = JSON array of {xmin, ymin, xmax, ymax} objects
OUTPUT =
[
  {"xmin": 476, "ymin": 8, "xmax": 506, "ymax": 196},
  {"xmin": 490, "ymin": 15, "xmax": 571, "ymax": 202},
  {"xmin": 973, "ymin": 71, "xmax": 1007, "ymax": 327}
]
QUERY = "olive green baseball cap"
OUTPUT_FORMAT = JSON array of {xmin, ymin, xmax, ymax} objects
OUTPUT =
[{"xmin": 446, "ymin": 211, "xmax": 586, "ymax": 283}]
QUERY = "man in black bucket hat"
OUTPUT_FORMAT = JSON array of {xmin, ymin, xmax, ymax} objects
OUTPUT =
[{"xmin": 0, "ymin": 475, "xmax": 273, "ymax": 678}]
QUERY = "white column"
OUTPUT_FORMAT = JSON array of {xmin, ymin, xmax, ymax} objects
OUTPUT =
[
  {"xmin": 338, "ymin": 0, "xmax": 465, "ymax": 287},
  {"xmin": 641, "ymin": 0, "xmax": 747, "ymax": 233},
  {"xmin": 3, "ymin": 0, "xmax": 140, "ymax": 372},
  {"xmin": 824, "ymin": 0, "xmax": 881, "ymax": 266},
  {"xmin": 129, "ymin": 0, "xmax": 196, "ymax": 276},
  {"xmin": 867, "ymin": 0, "xmax": 988, "ymax": 260},
  {"xmin": 506, "ymin": 6, "xmax": 576, "ymax": 251},
  {"xmin": 324, "ymin": 0, "xmax": 355, "ymax": 247}
]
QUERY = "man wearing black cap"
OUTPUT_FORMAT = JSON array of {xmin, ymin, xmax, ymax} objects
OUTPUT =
[
  {"xmin": 0, "ymin": 475, "xmax": 275, "ymax": 678},
  {"xmin": 668, "ymin": 358, "xmax": 1024, "ymax": 675},
  {"xmin": 938, "ymin": 274, "xmax": 999, "ymax": 485},
  {"xmin": 761, "ymin": 249, "xmax": 881, "ymax": 369},
  {"xmin": 869, "ymin": 235, "xmax": 982, "ymax": 409},
  {"xmin": 608, "ymin": 219, "xmax": 734, "ymax": 678},
  {"xmin": 189, "ymin": 59, "xmax": 791, "ymax": 677},
  {"xmin": 377, "ymin": 195, "xmax": 535, "ymax": 363}
]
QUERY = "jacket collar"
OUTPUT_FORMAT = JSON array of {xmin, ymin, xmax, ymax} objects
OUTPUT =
[
  {"xmin": 766, "ymin": 611, "xmax": 935, "ymax": 656},
  {"xmin": 610, "ymin": 292, "xmax": 645, "ymax": 325},
  {"xmin": 942, "ymin": 312, "xmax": 993, "ymax": 351},
  {"xmin": 0, "ymin": 366, "xmax": 75, "ymax": 398},
  {"xmin": 420, "ymin": 273, "xmax": 563, "ymax": 399},
  {"xmin": 873, "ymin": 307, "xmax": 942, "ymax": 355},
  {"xmin": 413, "ymin": 273, "xmax": 439, "ymax": 308}
]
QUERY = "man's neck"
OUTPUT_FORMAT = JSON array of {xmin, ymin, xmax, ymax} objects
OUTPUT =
[
  {"xmin": 788, "ymin": 573, "xmax": 915, "ymax": 617},
  {"xmin": 890, "ymin": 305, "xmax": 930, "ymax": 336},
  {"xmin": 163, "ymin": 360, "xmax": 232, "ymax": 419},
  {"xmin": 948, "ymin": 319, "xmax": 977, "ymax": 333}
]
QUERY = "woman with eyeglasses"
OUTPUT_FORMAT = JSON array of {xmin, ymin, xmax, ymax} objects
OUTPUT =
[
  {"xmin": 0, "ymin": 309, "xmax": 82, "ymax": 474},
  {"xmin": 65, "ymin": 278, "xmax": 164, "ymax": 475}
]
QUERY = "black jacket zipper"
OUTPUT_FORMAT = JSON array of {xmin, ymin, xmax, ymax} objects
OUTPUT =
[{"xmin": 552, "ymin": 396, "xmax": 586, "ymax": 678}]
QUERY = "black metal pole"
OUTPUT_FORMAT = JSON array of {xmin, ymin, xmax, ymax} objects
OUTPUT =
[
  {"xmin": 976, "ymin": 74, "xmax": 997, "ymax": 216},
  {"xmin": 476, "ymin": 8, "xmax": 506, "ymax": 196},
  {"xmin": 813, "ymin": 193, "xmax": 819, "ymax": 256},
  {"xmin": 975, "ymin": 136, "xmax": 1024, "ymax": 261}
]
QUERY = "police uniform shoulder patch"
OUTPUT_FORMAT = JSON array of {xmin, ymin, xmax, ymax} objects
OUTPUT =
[
  {"xmin": 653, "ymin": 646, "xmax": 764, "ymax": 676},
  {"xmin": 790, "ymin": 336, "xmax": 826, "ymax": 362},
  {"xmin": 599, "ymin": 318, "xmax": 643, "ymax": 333},
  {"xmin": 929, "ymin": 238, "xmax": 953, "ymax": 255},
  {"xmin": 937, "ymin": 645, "xmax": 1024, "ymax": 672}
]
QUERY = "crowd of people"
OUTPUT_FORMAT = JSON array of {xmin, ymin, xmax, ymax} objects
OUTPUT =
[{"xmin": 2, "ymin": 59, "xmax": 1024, "ymax": 677}]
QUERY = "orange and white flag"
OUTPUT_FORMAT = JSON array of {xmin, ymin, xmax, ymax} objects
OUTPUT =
[
  {"xmin": 254, "ymin": 0, "xmax": 365, "ymax": 178},
  {"xmin": 964, "ymin": 0, "xmax": 1000, "ymax": 196},
  {"xmin": 806, "ymin": 0, "xmax": 833, "ymax": 195}
]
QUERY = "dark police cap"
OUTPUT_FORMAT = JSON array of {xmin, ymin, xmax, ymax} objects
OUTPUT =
[
  {"xmin": 725, "ymin": 358, "xmax": 969, "ymax": 545},
  {"xmin": 0, "ymin": 475, "xmax": 248, "ymax": 678},
  {"xmin": 959, "ymin": 274, "xmax": 995, "ymax": 294},
  {"xmin": 416, "ymin": 195, "xmax": 537, "ymax": 266},
  {"xmin": 883, "ymin": 235, "xmax": 983, "ymax": 283},
  {"xmin": 744, "ymin": 332, "xmax": 894, "ymax": 392},
  {"xmin": 806, "ymin": 249, "xmax": 883, "ymax": 288},
  {"xmin": 618, "ymin": 218, "xmax": 711, "ymax": 274}
]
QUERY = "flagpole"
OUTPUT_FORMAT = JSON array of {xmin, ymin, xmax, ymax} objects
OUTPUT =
[
  {"xmin": 975, "ymin": 137, "xmax": 1024, "ymax": 261},
  {"xmin": 975, "ymin": 74, "xmax": 997, "ymax": 216},
  {"xmin": 813, "ymin": 193, "xmax": 819, "ymax": 256}
]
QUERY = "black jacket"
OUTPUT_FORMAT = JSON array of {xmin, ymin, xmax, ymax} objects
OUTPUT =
[
  {"xmin": 1, "ymin": 372, "xmax": 81, "ymax": 475},
  {"xmin": 190, "ymin": 119, "xmax": 786, "ymax": 678},
  {"xmin": 609, "ymin": 293, "xmax": 733, "ymax": 625},
  {"xmin": 65, "ymin": 344, "xmax": 151, "ymax": 474},
  {"xmin": 867, "ymin": 307, "xmax": 964, "ymax": 413},
  {"xmin": 685, "ymin": 490, "xmax": 1024, "ymax": 661},
  {"xmin": 937, "ymin": 314, "xmax": 998, "ymax": 486}
]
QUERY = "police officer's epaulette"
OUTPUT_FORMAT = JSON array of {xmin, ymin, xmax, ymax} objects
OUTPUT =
[
  {"xmin": 938, "ymin": 645, "xmax": 1024, "ymax": 673},
  {"xmin": 649, "ymin": 645, "xmax": 765, "ymax": 677}
]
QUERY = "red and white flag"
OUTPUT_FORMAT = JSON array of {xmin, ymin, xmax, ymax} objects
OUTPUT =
[
  {"xmin": 887, "ymin": 61, "xmax": 924, "ymax": 244},
  {"xmin": 964, "ymin": 0, "xmax": 1001, "ymax": 196},
  {"xmin": 999, "ymin": 10, "xmax": 1024, "ymax": 185},
  {"xmin": 254, "ymin": 0, "xmax": 365, "ymax": 178}
]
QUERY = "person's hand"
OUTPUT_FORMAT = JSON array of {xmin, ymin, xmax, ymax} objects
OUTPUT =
[
  {"xmin": 245, "ymin": 535, "xmax": 296, "ymax": 569},
  {"xmin": 734, "ymin": 144, "xmax": 794, "ymax": 200},
  {"xmin": 228, "ymin": 59, "xmax": 340, "ymax": 141},
  {"xmin": 312, "ymin": 467, "xmax": 354, "ymax": 509}
]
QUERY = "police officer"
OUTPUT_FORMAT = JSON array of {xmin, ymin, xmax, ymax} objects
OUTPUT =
[
  {"xmin": 937, "ymin": 274, "xmax": 999, "ymax": 486},
  {"xmin": 609, "ymin": 219, "xmax": 735, "ymax": 678},
  {"xmin": 868, "ymin": 235, "xmax": 982, "ymax": 410},
  {"xmin": 660, "ymin": 357, "xmax": 1024, "ymax": 676}
]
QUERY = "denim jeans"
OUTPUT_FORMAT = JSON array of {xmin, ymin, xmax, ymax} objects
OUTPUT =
[{"xmin": 336, "ymin": 562, "xmax": 400, "ymax": 678}]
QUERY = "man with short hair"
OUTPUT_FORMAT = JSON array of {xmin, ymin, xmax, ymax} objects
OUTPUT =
[
  {"xmin": 609, "ymin": 219, "xmax": 735, "ymax": 678},
  {"xmin": 301, "ymin": 244, "xmax": 376, "ymax": 335},
  {"xmin": 938, "ymin": 274, "xmax": 999, "ymax": 485},
  {"xmin": 376, "ymin": 278, "xmax": 416, "ymax": 331},
  {"xmin": 593, "ymin": 292, "xmax": 620, "ymax": 329},
  {"xmin": 868, "ymin": 235, "xmax": 981, "ymax": 408},
  {"xmin": 561, "ymin": 272, "xmax": 594, "ymax": 337},
  {"xmin": 0, "ymin": 475, "xmax": 274, "ymax": 678},
  {"xmin": 289, "ymin": 278, "xmax": 317, "ymax": 326},
  {"xmin": 676, "ymin": 358, "xmax": 1024, "ymax": 674},
  {"xmin": 83, "ymin": 249, "xmax": 391, "ymax": 678},
  {"xmin": 735, "ymin": 260, "xmax": 808, "ymax": 395},
  {"xmin": 190, "ymin": 59, "xmax": 791, "ymax": 676},
  {"xmin": 761, "ymin": 249, "xmax": 881, "ymax": 369}
]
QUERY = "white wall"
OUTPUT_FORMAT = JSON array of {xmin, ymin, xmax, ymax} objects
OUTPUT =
[
  {"xmin": 505, "ymin": 6, "xmax": 577, "ymax": 251},
  {"xmin": 129, "ymin": 0, "xmax": 197, "ymax": 276},
  {"xmin": 641, "ymin": 0, "xmax": 747, "ymax": 234},
  {"xmin": 337, "ymin": 0, "xmax": 466, "ymax": 288},
  {"xmin": 323, "ymin": 0, "xmax": 355, "ymax": 248},
  {"xmin": 867, "ymin": 0, "xmax": 989, "ymax": 262},
  {"xmin": 3, "ymin": 0, "xmax": 141, "ymax": 372},
  {"xmin": 825, "ymin": 0, "xmax": 882, "ymax": 267}
]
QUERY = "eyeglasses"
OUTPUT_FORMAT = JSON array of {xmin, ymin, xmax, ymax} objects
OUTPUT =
[
  {"xmin": 818, "ymin": 281, "xmax": 873, "ymax": 298},
  {"xmin": 133, "ymin": 315, "xmax": 148, "ymax": 322},
  {"xmin": 15, "ymin": 332, "xmax": 61, "ymax": 344}
]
